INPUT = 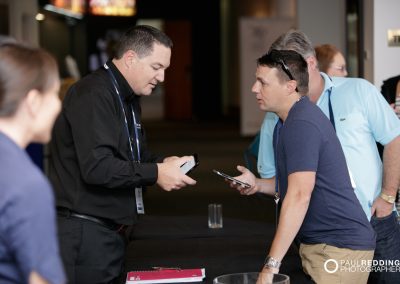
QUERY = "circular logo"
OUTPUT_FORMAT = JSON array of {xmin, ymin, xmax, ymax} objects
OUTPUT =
[{"xmin": 324, "ymin": 259, "xmax": 339, "ymax": 273}]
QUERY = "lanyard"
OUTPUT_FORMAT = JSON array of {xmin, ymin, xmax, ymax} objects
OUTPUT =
[
  {"xmin": 273, "ymin": 119, "xmax": 283, "ymax": 228},
  {"xmin": 327, "ymin": 87, "xmax": 335, "ymax": 131},
  {"xmin": 104, "ymin": 63, "xmax": 141, "ymax": 162}
]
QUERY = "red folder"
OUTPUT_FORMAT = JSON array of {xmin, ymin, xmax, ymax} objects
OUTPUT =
[{"xmin": 126, "ymin": 268, "xmax": 205, "ymax": 283}]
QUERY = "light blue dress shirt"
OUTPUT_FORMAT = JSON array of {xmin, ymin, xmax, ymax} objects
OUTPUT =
[{"xmin": 257, "ymin": 73, "xmax": 400, "ymax": 220}]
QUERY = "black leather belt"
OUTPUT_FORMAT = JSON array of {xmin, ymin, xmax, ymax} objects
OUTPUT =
[{"xmin": 57, "ymin": 207, "xmax": 127, "ymax": 233}]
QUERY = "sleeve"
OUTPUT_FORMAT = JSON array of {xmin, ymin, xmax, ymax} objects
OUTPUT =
[
  {"xmin": 362, "ymin": 80, "xmax": 400, "ymax": 145},
  {"xmin": 257, "ymin": 112, "xmax": 279, "ymax": 178},
  {"xmin": 64, "ymin": 81, "xmax": 157, "ymax": 189},
  {"xmin": 283, "ymin": 120, "xmax": 321, "ymax": 174},
  {"xmin": 4, "ymin": 178, "xmax": 65, "ymax": 284}
]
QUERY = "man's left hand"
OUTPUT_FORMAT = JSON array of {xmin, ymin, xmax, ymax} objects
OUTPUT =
[
  {"xmin": 256, "ymin": 267, "xmax": 279, "ymax": 284},
  {"xmin": 371, "ymin": 196, "xmax": 394, "ymax": 218}
]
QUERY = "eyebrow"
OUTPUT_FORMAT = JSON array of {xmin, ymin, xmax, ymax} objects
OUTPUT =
[
  {"xmin": 153, "ymin": 62, "xmax": 167, "ymax": 69},
  {"xmin": 256, "ymin": 76, "xmax": 268, "ymax": 85}
]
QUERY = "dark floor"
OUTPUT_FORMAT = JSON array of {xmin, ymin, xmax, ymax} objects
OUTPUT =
[
  {"xmin": 141, "ymin": 118, "xmax": 275, "ymax": 222},
  {"xmin": 124, "ymin": 118, "xmax": 312, "ymax": 284}
]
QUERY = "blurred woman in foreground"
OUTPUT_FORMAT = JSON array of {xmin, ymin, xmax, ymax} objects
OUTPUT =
[{"xmin": 0, "ymin": 43, "xmax": 65, "ymax": 284}]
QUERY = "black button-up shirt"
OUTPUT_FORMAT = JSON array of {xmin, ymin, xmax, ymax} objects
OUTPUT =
[{"xmin": 49, "ymin": 61, "xmax": 162, "ymax": 224}]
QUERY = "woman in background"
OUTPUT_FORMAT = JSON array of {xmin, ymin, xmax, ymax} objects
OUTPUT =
[
  {"xmin": 0, "ymin": 43, "xmax": 65, "ymax": 284},
  {"xmin": 315, "ymin": 43, "xmax": 348, "ymax": 77}
]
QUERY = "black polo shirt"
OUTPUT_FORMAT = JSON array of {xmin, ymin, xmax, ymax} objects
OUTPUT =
[{"xmin": 49, "ymin": 61, "xmax": 162, "ymax": 225}]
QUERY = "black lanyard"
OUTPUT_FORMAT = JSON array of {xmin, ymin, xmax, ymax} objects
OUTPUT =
[
  {"xmin": 327, "ymin": 87, "xmax": 335, "ymax": 131},
  {"xmin": 104, "ymin": 63, "xmax": 141, "ymax": 162},
  {"xmin": 273, "ymin": 119, "xmax": 283, "ymax": 228}
]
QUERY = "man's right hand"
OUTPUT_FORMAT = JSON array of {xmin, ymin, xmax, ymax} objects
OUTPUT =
[
  {"xmin": 229, "ymin": 166, "xmax": 276, "ymax": 196},
  {"xmin": 156, "ymin": 156, "xmax": 197, "ymax": 191},
  {"xmin": 228, "ymin": 165, "xmax": 259, "ymax": 195}
]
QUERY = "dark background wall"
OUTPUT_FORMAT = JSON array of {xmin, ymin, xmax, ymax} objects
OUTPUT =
[
  {"xmin": 136, "ymin": 0, "xmax": 222, "ymax": 120},
  {"xmin": 38, "ymin": 0, "xmax": 222, "ymax": 120}
]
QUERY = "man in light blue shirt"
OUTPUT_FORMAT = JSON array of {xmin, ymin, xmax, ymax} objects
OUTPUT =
[{"xmin": 248, "ymin": 30, "xmax": 400, "ymax": 283}]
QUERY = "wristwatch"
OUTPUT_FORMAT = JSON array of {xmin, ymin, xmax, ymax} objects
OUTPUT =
[
  {"xmin": 380, "ymin": 192, "xmax": 396, "ymax": 204},
  {"xmin": 264, "ymin": 255, "xmax": 281, "ymax": 269}
]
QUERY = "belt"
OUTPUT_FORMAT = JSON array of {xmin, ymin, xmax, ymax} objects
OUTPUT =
[{"xmin": 57, "ymin": 207, "xmax": 127, "ymax": 233}]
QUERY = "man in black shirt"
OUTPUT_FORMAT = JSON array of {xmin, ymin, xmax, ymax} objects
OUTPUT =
[{"xmin": 49, "ymin": 25, "xmax": 196, "ymax": 284}]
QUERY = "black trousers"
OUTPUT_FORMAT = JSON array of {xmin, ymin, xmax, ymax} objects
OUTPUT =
[{"xmin": 57, "ymin": 215, "xmax": 126, "ymax": 284}]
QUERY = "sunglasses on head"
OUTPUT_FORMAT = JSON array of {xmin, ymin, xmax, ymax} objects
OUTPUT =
[{"xmin": 268, "ymin": 51, "xmax": 299, "ymax": 92}]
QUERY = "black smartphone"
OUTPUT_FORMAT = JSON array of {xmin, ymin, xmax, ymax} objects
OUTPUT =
[
  {"xmin": 212, "ymin": 169, "xmax": 251, "ymax": 188},
  {"xmin": 180, "ymin": 154, "xmax": 199, "ymax": 174}
]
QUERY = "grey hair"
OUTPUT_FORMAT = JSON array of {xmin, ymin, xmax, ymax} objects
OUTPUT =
[{"xmin": 269, "ymin": 29, "xmax": 316, "ymax": 60}]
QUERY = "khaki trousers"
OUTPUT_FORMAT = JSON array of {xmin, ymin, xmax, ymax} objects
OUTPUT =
[{"xmin": 299, "ymin": 243, "xmax": 374, "ymax": 284}]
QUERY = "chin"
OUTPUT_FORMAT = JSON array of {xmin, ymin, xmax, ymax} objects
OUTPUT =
[
  {"xmin": 139, "ymin": 88, "xmax": 153, "ymax": 96},
  {"xmin": 32, "ymin": 133, "xmax": 51, "ymax": 144}
]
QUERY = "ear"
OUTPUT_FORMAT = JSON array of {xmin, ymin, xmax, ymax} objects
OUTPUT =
[
  {"xmin": 123, "ymin": 50, "xmax": 138, "ymax": 68},
  {"xmin": 307, "ymin": 56, "xmax": 318, "ymax": 72},
  {"xmin": 286, "ymin": 80, "xmax": 298, "ymax": 94},
  {"xmin": 24, "ymin": 89, "xmax": 42, "ymax": 118}
]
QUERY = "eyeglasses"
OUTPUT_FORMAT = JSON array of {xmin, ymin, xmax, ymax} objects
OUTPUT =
[
  {"xmin": 331, "ymin": 65, "xmax": 347, "ymax": 72},
  {"xmin": 275, "ymin": 58, "xmax": 299, "ymax": 92}
]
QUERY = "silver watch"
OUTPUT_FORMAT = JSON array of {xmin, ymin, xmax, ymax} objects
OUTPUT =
[{"xmin": 264, "ymin": 255, "xmax": 281, "ymax": 269}]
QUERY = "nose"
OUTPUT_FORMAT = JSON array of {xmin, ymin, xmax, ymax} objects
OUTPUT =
[
  {"xmin": 251, "ymin": 81, "xmax": 259, "ymax": 94},
  {"xmin": 156, "ymin": 70, "xmax": 165, "ymax": 83}
]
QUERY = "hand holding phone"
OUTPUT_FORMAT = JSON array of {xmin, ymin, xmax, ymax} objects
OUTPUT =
[
  {"xmin": 212, "ymin": 169, "xmax": 251, "ymax": 188},
  {"xmin": 180, "ymin": 154, "xmax": 199, "ymax": 174}
]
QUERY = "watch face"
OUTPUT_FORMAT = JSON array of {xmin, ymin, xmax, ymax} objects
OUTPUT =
[{"xmin": 265, "ymin": 256, "xmax": 281, "ymax": 269}]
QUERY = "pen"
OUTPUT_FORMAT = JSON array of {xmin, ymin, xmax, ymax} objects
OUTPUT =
[{"xmin": 152, "ymin": 267, "xmax": 181, "ymax": 271}]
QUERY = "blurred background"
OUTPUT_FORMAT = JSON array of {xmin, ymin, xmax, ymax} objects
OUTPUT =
[
  {"xmin": 2, "ymin": 0, "xmax": 399, "ymax": 129},
  {"xmin": 1, "ymin": 0, "xmax": 399, "ymax": 219}
]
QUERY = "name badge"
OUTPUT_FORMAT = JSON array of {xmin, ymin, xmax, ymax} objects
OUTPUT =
[{"xmin": 135, "ymin": 187, "xmax": 145, "ymax": 214}]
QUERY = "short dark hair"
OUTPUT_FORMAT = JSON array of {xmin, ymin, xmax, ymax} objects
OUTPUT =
[
  {"xmin": 257, "ymin": 49, "xmax": 309, "ymax": 95},
  {"xmin": 114, "ymin": 25, "xmax": 173, "ymax": 59}
]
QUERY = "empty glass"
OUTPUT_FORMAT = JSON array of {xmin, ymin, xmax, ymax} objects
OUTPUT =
[{"xmin": 208, "ymin": 203, "xmax": 223, "ymax": 228}]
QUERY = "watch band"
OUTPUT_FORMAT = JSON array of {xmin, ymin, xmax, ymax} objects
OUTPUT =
[
  {"xmin": 380, "ymin": 192, "xmax": 396, "ymax": 204},
  {"xmin": 264, "ymin": 255, "xmax": 281, "ymax": 269}
]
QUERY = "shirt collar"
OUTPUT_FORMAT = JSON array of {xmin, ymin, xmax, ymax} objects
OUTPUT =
[
  {"xmin": 316, "ymin": 72, "xmax": 336, "ymax": 105},
  {"xmin": 106, "ymin": 60, "xmax": 137, "ymax": 102},
  {"xmin": 320, "ymin": 72, "xmax": 335, "ymax": 93}
]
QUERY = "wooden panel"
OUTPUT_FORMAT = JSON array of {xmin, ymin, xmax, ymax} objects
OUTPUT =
[
  {"xmin": 0, "ymin": 3, "xmax": 9, "ymax": 34},
  {"xmin": 164, "ymin": 20, "xmax": 192, "ymax": 120}
]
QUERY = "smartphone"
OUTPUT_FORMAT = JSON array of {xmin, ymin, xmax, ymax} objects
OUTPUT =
[
  {"xmin": 212, "ymin": 169, "xmax": 251, "ymax": 188},
  {"xmin": 180, "ymin": 154, "xmax": 199, "ymax": 174}
]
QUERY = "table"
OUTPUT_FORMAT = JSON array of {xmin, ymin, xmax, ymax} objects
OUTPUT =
[
  {"xmin": 213, "ymin": 272, "xmax": 289, "ymax": 284},
  {"xmin": 124, "ymin": 215, "xmax": 313, "ymax": 284}
]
